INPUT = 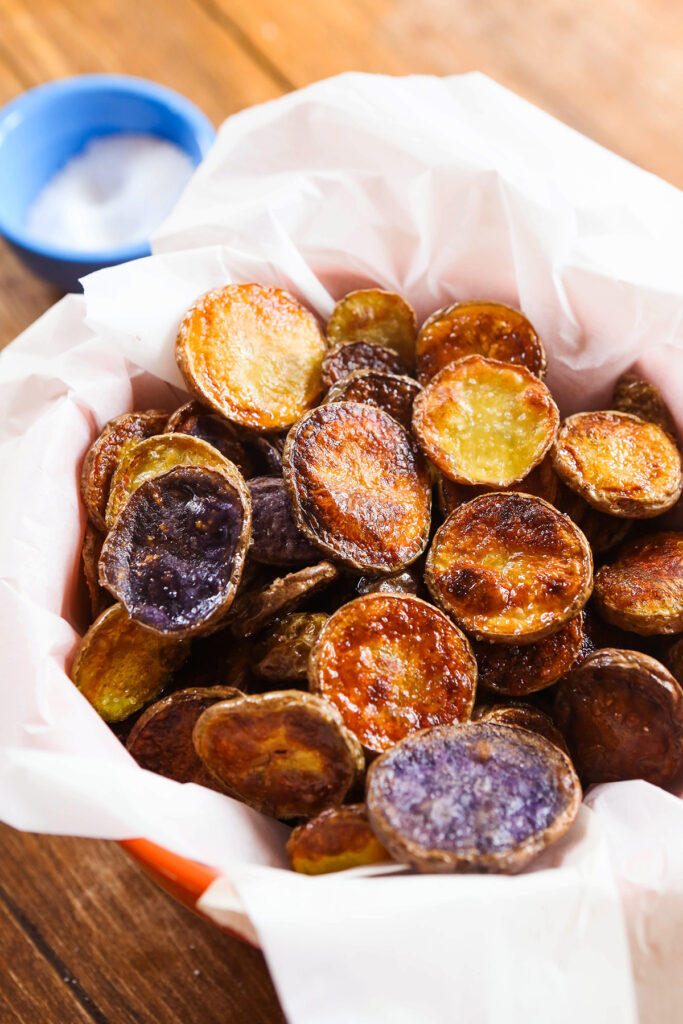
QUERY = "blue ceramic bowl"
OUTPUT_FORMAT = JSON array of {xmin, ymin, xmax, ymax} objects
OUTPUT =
[{"xmin": 0, "ymin": 75, "xmax": 215, "ymax": 292}]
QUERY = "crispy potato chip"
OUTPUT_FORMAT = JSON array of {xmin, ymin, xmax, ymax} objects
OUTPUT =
[
  {"xmin": 612, "ymin": 373, "xmax": 677, "ymax": 439},
  {"xmin": 193, "ymin": 690, "xmax": 365, "ymax": 818},
  {"xmin": 230, "ymin": 562, "xmax": 339, "ymax": 639},
  {"xmin": 71, "ymin": 604, "xmax": 189, "ymax": 722},
  {"xmin": 416, "ymin": 301, "xmax": 546, "ymax": 385},
  {"xmin": 248, "ymin": 477, "xmax": 322, "ymax": 566},
  {"xmin": 176, "ymin": 284, "xmax": 326, "ymax": 431},
  {"xmin": 326, "ymin": 290, "xmax": 417, "ymax": 367},
  {"xmin": 80, "ymin": 410, "xmax": 168, "ymax": 531},
  {"xmin": 594, "ymin": 532, "xmax": 683, "ymax": 635},
  {"xmin": 321, "ymin": 341, "xmax": 406, "ymax": 389},
  {"xmin": 425, "ymin": 492, "xmax": 593, "ymax": 643},
  {"xmin": 287, "ymin": 804, "xmax": 391, "ymax": 875},
  {"xmin": 355, "ymin": 568, "xmax": 422, "ymax": 598},
  {"xmin": 412, "ymin": 356, "xmax": 559, "ymax": 487},
  {"xmin": 252, "ymin": 612, "xmax": 328, "ymax": 683},
  {"xmin": 126, "ymin": 685, "xmax": 242, "ymax": 786},
  {"xmin": 473, "ymin": 614, "xmax": 584, "ymax": 696},
  {"xmin": 366, "ymin": 722, "xmax": 580, "ymax": 873},
  {"xmin": 324, "ymin": 370, "xmax": 420, "ymax": 429},
  {"xmin": 81, "ymin": 523, "xmax": 113, "ymax": 621},
  {"xmin": 438, "ymin": 454, "xmax": 558, "ymax": 517},
  {"xmin": 284, "ymin": 403, "xmax": 431, "ymax": 572},
  {"xmin": 100, "ymin": 466, "xmax": 251, "ymax": 638},
  {"xmin": 309, "ymin": 594, "xmax": 477, "ymax": 753},
  {"xmin": 555, "ymin": 648, "xmax": 683, "ymax": 786},
  {"xmin": 552, "ymin": 411, "xmax": 682, "ymax": 518},
  {"xmin": 472, "ymin": 703, "xmax": 570, "ymax": 755},
  {"xmin": 165, "ymin": 400, "xmax": 254, "ymax": 477}
]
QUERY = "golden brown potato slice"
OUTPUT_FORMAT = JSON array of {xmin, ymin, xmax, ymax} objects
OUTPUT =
[
  {"xmin": 230, "ymin": 563, "xmax": 339, "ymax": 639},
  {"xmin": 309, "ymin": 593, "xmax": 477, "ymax": 753},
  {"xmin": 287, "ymin": 804, "xmax": 391, "ymax": 875},
  {"xmin": 324, "ymin": 370, "xmax": 420, "ymax": 429},
  {"xmin": 252, "ymin": 612, "xmax": 328, "ymax": 683},
  {"xmin": 472, "ymin": 703, "xmax": 570, "ymax": 755},
  {"xmin": 326, "ymin": 289, "xmax": 417, "ymax": 367},
  {"xmin": 193, "ymin": 690, "xmax": 365, "ymax": 818},
  {"xmin": 412, "ymin": 356, "xmax": 559, "ymax": 487},
  {"xmin": 594, "ymin": 532, "xmax": 683, "ymax": 635},
  {"xmin": 284, "ymin": 403, "xmax": 431, "ymax": 572},
  {"xmin": 80, "ymin": 410, "xmax": 168, "ymax": 531},
  {"xmin": 165, "ymin": 400, "xmax": 254, "ymax": 478},
  {"xmin": 612, "ymin": 373, "xmax": 677, "ymax": 439},
  {"xmin": 474, "ymin": 614, "xmax": 584, "ymax": 696},
  {"xmin": 554, "ymin": 648, "xmax": 683, "ymax": 786},
  {"xmin": 552, "ymin": 411, "xmax": 682, "ymax": 518},
  {"xmin": 425, "ymin": 492, "xmax": 593, "ymax": 643},
  {"xmin": 320, "ymin": 341, "xmax": 406, "ymax": 389},
  {"xmin": 81, "ymin": 523, "xmax": 113, "ymax": 621},
  {"xmin": 438, "ymin": 454, "xmax": 558, "ymax": 517},
  {"xmin": 176, "ymin": 284, "xmax": 326, "ymax": 431},
  {"xmin": 416, "ymin": 300, "xmax": 546, "ymax": 385},
  {"xmin": 71, "ymin": 604, "xmax": 189, "ymax": 722}
]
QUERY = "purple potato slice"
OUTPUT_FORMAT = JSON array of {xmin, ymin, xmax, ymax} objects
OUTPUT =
[
  {"xmin": 321, "ymin": 341, "xmax": 407, "ymax": 389},
  {"xmin": 165, "ymin": 400, "xmax": 254, "ymax": 477},
  {"xmin": 324, "ymin": 370, "xmax": 420, "ymax": 429},
  {"xmin": 248, "ymin": 476, "xmax": 322, "ymax": 566},
  {"xmin": 253, "ymin": 435, "xmax": 285, "ymax": 475}
]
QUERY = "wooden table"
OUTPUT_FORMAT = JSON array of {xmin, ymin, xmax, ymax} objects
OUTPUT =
[{"xmin": 0, "ymin": 1, "xmax": 680, "ymax": 1020}]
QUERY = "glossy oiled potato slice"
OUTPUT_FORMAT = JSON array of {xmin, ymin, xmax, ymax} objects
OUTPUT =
[
  {"xmin": 320, "ymin": 341, "xmax": 406, "ymax": 389},
  {"xmin": 416, "ymin": 301, "xmax": 546, "ymax": 385},
  {"xmin": 80, "ymin": 410, "xmax": 168, "ymax": 531},
  {"xmin": 71, "ymin": 604, "xmax": 189, "ymax": 722},
  {"xmin": 473, "ymin": 703, "xmax": 570, "ymax": 756},
  {"xmin": 193, "ymin": 691, "xmax": 365, "ymax": 819},
  {"xmin": 439, "ymin": 454, "xmax": 558, "ymax": 517},
  {"xmin": 165, "ymin": 400, "xmax": 254, "ymax": 478},
  {"xmin": 412, "ymin": 356, "xmax": 559, "ymax": 487},
  {"xmin": 425, "ymin": 493, "xmax": 593, "ymax": 643},
  {"xmin": 126, "ymin": 686, "xmax": 242, "ymax": 787},
  {"xmin": 552, "ymin": 411, "xmax": 682, "ymax": 517},
  {"xmin": 248, "ymin": 477, "xmax": 322, "ymax": 566},
  {"xmin": 325, "ymin": 370, "xmax": 420, "ymax": 429},
  {"xmin": 309, "ymin": 594, "xmax": 477, "ymax": 753},
  {"xmin": 594, "ymin": 532, "xmax": 683, "ymax": 635},
  {"xmin": 81, "ymin": 523, "xmax": 112, "ymax": 621},
  {"xmin": 287, "ymin": 805, "xmax": 391, "ymax": 875},
  {"xmin": 326, "ymin": 290, "xmax": 417, "ymax": 367},
  {"xmin": 366, "ymin": 723, "xmax": 581, "ymax": 873},
  {"xmin": 355, "ymin": 568, "xmax": 422, "ymax": 598},
  {"xmin": 612, "ymin": 373, "xmax": 677, "ymax": 439},
  {"xmin": 284, "ymin": 403, "xmax": 431, "ymax": 572},
  {"xmin": 555, "ymin": 649, "xmax": 683, "ymax": 786},
  {"xmin": 253, "ymin": 613, "xmax": 328, "ymax": 682},
  {"xmin": 100, "ymin": 466, "xmax": 251, "ymax": 638},
  {"xmin": 230, "ymin": 562, "xmax": 339, "ymax": 639},
  {"xmin": 176, "ymin": 284, "xmax": 326, "ymax": 431},
  {"xmin": 474, "ymin": 614, "xmax": 584, "ymax": 696}
]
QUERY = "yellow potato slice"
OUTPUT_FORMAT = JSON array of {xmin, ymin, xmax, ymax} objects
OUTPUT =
[
  {"xmin": 326, "ymin": 289, "xmax": 417, "ymax": 367},
  {"xmin": 287, "ymin": 805, "xmax": 391, "ymax": 875}
]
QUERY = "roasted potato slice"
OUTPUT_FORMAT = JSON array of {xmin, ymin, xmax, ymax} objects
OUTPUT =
[
  {"xmin": 320, "ymin": 341, "xmax": 406, "ymax": 389},
  {"xmin": 252, "ymin": 612, "xmax": 328, "ymax": 683},
  {"xmin": 80, "ymin": 410, "xmax": 168, "ymax": 531},
  {"xmin": 193, "ymin": 690, "xmax": 365, "ymax": 819},
  {"xmin": 665, "ymin": 637, "xmax": 683, "ymax": 686},
  {"xmin": 176, "ymin": 284, "xmax": 326, "ymax": 431},
  {"xmin": 170, "ymin": 628, "xmax": 253, "ymax": 692},
  {"xmin": 165, "ymin": 400, "xmax": 254, "ymax": 477},
  {"xmin": 126, "ymin": 685, "xmax": 241, "ymax": 786},
  {"xmin": 284, "ymin": 403, "xmax": 431, "ymax": 572},
  {"xmin": 230, "ymin": 562, "xmax": 339, "ymax": 639},
  {"xmin": 248, "ymin": 476, "xmax": 322, "ymax": 566},
  {"xmin": 594, "ymin": 532, "xmax": 683, "ymax": 635},
  {"xmin": 355, "ymin": 568, "xmax": 422, "ymax": 598},
  {"xmin": 412, "ymin": 356, "xmax": 559, "ymax": 487},
  {"xmin": 415, "ymin": 301, "xmax": 546, "ymax": 385},
  {"xmin": 472, "ymin": 703, "xmax": 570, "ymax": 755},
  {"xmin": 324, "ymin": 370, "xmax": 420, "ymax": 429},
  {"xmin": 253, "ymin": 434, "xmax": 285, "ymax": 476},
  {"xmin": 100, "ymin": 466, "xmax": 251, "ymax": 638},
  {"xmin": 555, "ymin": 482, "xmax": 633, "ymax": 555},
  {"xmin": 473, "ymin": 614, "xmax": 584, "ymax": 696},
  {"xmin": 552, "ymin": 411, "xmax": 682, "ymax": 518},
  {"xmin": 554, "ymin": 648, "xmax": 683, "ymax": 786},
  {"xmin": 366, "ymin": 722, "xmax": 581, "ymax": 873},
  {"xmin": 326, "ymin": 289, "xmax": 417, "ymax": 367},
  {"xmin": 287, "ymin": 804, "xmax": 391, "ymax": 875},
  {"xmin": 438, "ymin": 454, "xmax": 558, "ymax": 517},
  {"xmin": 425, "ymin": 492, "xmax": 593, "ymax": 643},
  {"xmin": 81, "ymin": 523, "xmax": 113, "ymax": 621},
  {"xmin": 71, "ymin": 604, "xmax": 189, "ymax": 722},
  {"xmin": 612, "ymin": 372, "xmax": 677, "ymax": 439},
  {"xmin": 309, "ymin": 594, "xmax": 477, "ymax": 753}
]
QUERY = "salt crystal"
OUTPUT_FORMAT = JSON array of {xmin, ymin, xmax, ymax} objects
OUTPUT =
[{"xmin": 25, "ymin": 133, "xmax": 196, "ymax": 251}]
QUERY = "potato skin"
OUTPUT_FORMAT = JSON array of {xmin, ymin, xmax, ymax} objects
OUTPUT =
[
  {"xmin": 326, "ymin": 289, "xmax": 417, "ymax": 367},
  {"xmin": 165, "ymin": 400, "xmax": 254, "ymax": 477},
  {"xmin": 287, "ymin": 804, "xmax": 391, "ymax": 875},
  {"xmin": 248, "ymin": 476, "xmax": 322, "ymax": 566},
  {"xmin": 472, "ymin": 703, "xmax": 570, "ymax": 756},
  {"xmin": 324, "ymin": 370, "xmax": 420, "ymax": 429},
  {"xmin": 229, "ymin": 563, "xmax": 339, "ymax": 639},
  {"xmin": 473, "ymin": 614, "xmax": 584, "ymax": 696},
  {"xmin": 612, "ymin": 373, "xmax": 677, "ymax": 439},
  {"xmin": 81, "ymin": 523, "xmax": 113, "ymax": 621},
  {"xmin": 320, "ymin": 341, "xmax": 406, "ymax": 389},
  {"xmin": 594, "ymin": 532, "xmax": 683, "ymax": 635},
  {"xmin": 252, "ymin": 612, "xmax": 328, "ymax": 682}
]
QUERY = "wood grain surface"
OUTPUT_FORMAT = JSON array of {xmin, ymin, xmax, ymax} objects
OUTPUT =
[{"xmin": 0, "ymin": 0, "xmax": 681, "ymax": 1021}]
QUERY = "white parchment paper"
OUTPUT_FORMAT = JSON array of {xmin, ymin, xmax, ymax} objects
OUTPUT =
[{"xmin": 1, "ymin": 72, "xmax": 682, "ymax": 1022}]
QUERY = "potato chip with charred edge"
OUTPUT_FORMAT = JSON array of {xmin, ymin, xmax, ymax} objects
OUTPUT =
[
  {"xmin": 165, "ymin": 400, "xmax": 254, "ymax": 478},
  {"xmin": 126, "ymin": 686, "xmax": 242, "ymax": 787},
  {"xmin": 248, "ymin": 477, "xmax": 322, "ymax": 566},
  {"xmin": 554, "ymin": 648, "xmax": 683, "ymax": 786},
  {"xmin": 552, "ymin": 411, "xmax": 682, "ymax": 518},
  {"xmin": 284, "ymin": 403, "xmax": 431, "ymax": 572},
  {"xmin": 176, "ymin": 284, "xmax": 326, "ymax": 431},
  {"xmin": 425, "ymin": 492, "xmax": 593, "ymax": 644},
  {"xmin": 366, "ymin": 722, "xmax": 580, "ymax": 873},
  {"xmin": 320, "ymin": 341, "xmax": 406, "ymax": 390},
  {"xmin": 438, "ymin": 455, "xmax": 558, "ymax": 518},
  {"xmin": 326, "ymin": 290, "xmax": 417, "ymax": 367},
  {"xmin": 612, "ymin": 373, "xmax": 677, "ymax": 439},
  {"xmin": 252, "ymin": 613, "xmax": 328, "ymax": 682},
  {"xmin": 416, "ymin": 301, "xmax": 547, "ymax": 385},
  {"xmin": 413, "ymin": 356, "xmax": 559, "ymax": 487},
  {"xmin": 80, "ymin": 410, "xmax": 168, "ymax": 531},
  {"xmin": 100, "ymin": 466, "xmax": 251, "ymax": 639},
  {"xmin": 193, "ymin": 690, "xmax": 365, "ymax": 819},
  {"xmin": 324, "ymin": 370, "xmax": 420, "ymax": 429},
  {"xmin": 71, "ymin": 604, "xmax": 189, "ymax": 722},
  {"xmin": 594, "ymin": 532, "xmax": 683, "ymax": 635},
  {"xmin": 287, "ymin": 804, "xmax": 391, "ymax": 875},
  {"xmin": 81, "ymin": 523, "xmax": 113, "ymax": 621},
  {"xmin": 473, "ymin": 614, "xmax": 584, "ymax": 697},
  {"xmin": 355, "ymin": 568, "xmax": 422, "ymax": 598},
  {"xmin": 309, "ymin": 594, "xmax": 477, "ymax": 753},
  {"xmin": 230, "ymin": 562, "xmax": 339, "ymax": 639},
  {"xmin": 472, "ymin": 703, "xmax": 570, "ymax": 756}
]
